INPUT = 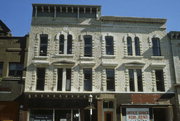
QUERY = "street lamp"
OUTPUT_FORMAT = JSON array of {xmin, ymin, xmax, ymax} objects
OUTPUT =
[{"xmin": 88, "ymin": 94, "xmax": 93, "ymax": 121}]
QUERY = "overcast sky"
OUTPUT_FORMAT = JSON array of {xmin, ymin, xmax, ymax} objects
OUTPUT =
[{"xmin": 1, "ymin": 0, "xmax": 180, "ymax": 36}]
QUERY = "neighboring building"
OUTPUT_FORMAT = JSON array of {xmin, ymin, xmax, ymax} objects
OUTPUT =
[
  {"xmin": 24, "ymin": 4, "xmax": 175, "ymax": 121},
  {"xmin": 0, "ymin": 20, "xmax": 11, "ymax": 37},
  {"xmin": 0, "ymin": 20, "xmax": 28, "ymax": 121},
  {"xmin": 168, "ymin": 31, "xmax": 180, "ymax": 121}
]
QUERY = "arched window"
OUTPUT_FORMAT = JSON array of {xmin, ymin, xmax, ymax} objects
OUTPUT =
[
  {"xmin": 127, "ymin": 37, "xmax": 132, "ymax": 55},
  {"xmin": 67, "ymin": 35, "xmax": 72, "ymax": 54},
  {"xmin": 84, "ymin": 35, "xmax": 92, "ymax": 57},
  {"xmin": 135, "ymin": 37, "xmax": 140, "ymax": 56},
  {"xmin": 59, "ymin": 35, "xmax": 64, "ymax": 54},
  {"xmin": 152, "ymin": 38, "xmax": 161, "ymax": 56},
  {"xmin": 105, "ymin": 36, "xmax": 114, "ymax": 55}
]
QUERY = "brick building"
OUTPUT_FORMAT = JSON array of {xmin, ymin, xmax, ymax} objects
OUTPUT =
[
  {"xmin": 23, "ymin": 3, "xmax": 176, "ymax": 121},
  {"xmin": 0, "ymin": 20, "xmax": 28, "ymax": 121}
]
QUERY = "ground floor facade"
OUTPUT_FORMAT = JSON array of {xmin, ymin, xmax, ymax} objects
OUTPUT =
[{"xmin": 21, "ymin": 93, "xmax": 175, "ymax": 121}]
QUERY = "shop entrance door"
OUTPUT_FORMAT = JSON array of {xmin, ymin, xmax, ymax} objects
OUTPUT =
[{"xmin": 104, "ymin": 111, "xmax": 113, "ymax": 121}]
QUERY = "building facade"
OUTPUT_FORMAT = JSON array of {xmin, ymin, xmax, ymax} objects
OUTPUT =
[
  {"xmin": 168, "ymin": 31, "xmax": 180, "ymax": 121},
  {"xmin": 24, "ymin": 4, "xmax": 176, "ymax": 121},
  {"xmin": 0, "ymin": 20, "xmax": 28, "ymax": 121}
]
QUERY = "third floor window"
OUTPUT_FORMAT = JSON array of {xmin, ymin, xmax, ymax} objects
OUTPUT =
[
  {"xmin": 127, "ymin": 37, "xmax": 133, "ymax": 56},
  {"xmin": 152, "ymin": 37, "xmax": 161, "ymax": 56},
  {"xmin": 40, "ymin": 34, "xmax": 48, "ymax": 56},
  {"xmin": 9, "ymin": 63, "xmax": 23, "ymax": 77},
  {"xmin": 59, "ymin": 34, "xmax": 72, "ymax": 54},
  {"xmin": 127, "ymin": 36, "xmax": 141, "ymax": 56},
  {"xmin": 84, "ymin": 35, "xmax": 92, "ymax": 57},
  {"xmin": 105, "ymin": 36, "xmax": 114, "ymax": 55},
  {"xmin": 135, "ymin": 37, "xmax": 140, "ymax": 56}
]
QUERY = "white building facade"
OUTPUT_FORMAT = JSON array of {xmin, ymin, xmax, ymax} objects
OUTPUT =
[{"xmin": 24, "ymin": 4, "xmax": 176, "ymax": 121}]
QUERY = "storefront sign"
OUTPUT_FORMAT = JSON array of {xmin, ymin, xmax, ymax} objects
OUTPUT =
[{"xmin": 126, "ymin": 108, "xmax": 149, "ymax": 121}]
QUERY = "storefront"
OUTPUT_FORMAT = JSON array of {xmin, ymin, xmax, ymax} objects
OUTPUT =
[
  {"xmin": 120, "ymin": 106, "xmax": 173, "ymax": 121},
  {"xmin": 23, "ymin": 93, "xmax": 98, "ymax": 121}
]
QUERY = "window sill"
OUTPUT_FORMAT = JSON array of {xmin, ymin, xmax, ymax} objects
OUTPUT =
[
  {"xmin": 80, "ymin": 56, "xmax": 95, "ymax": 60},
  {"xmin": 124, "ymin": 56, "xmax": 143, "ymax": 59},
  {"xmin": 53, "ymin": 54, "xmax": 74, "ymax": 58},
  {"xmin": 34, "ymin": 56, "xmax": 48, "ymax": 59},
  {"xmin": 2, "ymin": 77, "xmax": 22, "ymax": 81},
  {"xmin": 151, "ymin": 56, "xmax": 164, "ymax": 59},
  {"xmin": 102, "ymin": 55, "xmax": 116, "ymax": 59}
]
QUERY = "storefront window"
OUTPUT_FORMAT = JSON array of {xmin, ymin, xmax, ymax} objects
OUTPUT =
[
  {"xmin": 30, "ymin": 109, "xmax": 80, "ymax": 121},
  {"xmin": 30, "ymin": 110, "xmax": 53, "ymax": 121}
]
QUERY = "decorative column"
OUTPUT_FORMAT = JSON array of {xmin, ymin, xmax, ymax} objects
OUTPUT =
[{"xmin": 97, "ymin": 98, "xmax": 103, "ymax": 121}]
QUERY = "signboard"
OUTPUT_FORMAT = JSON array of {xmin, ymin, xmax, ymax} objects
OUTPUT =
[
  {"xmin": 60, "ymin": 119, "xmax": 67, "ymax": 121},
  {"xmin": 126, "ymin": 108, "xmax": 150, "ymax": 121}
]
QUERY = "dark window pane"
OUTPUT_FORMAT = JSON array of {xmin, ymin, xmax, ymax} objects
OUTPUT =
[
  {"xmin": 36, "ymin": 68, "xmax": 45, "ymax": 91},
  {"xmin": 127, "ymin": 37, "xmax": 132, "ymax": 55},
  {"xmin": 84, "ymin": 68, "xmax": 92, "ymax": 91},
  {"xmin": 106, "ymin": 36, "xmax": 114, "ymax": 55},
  {"xmin": 135, "ymin": 37, "xmax": 140, "ymax": 56},
  {"xmin": 155, "ymin": 70, "xmax": 165, "ymax": 91},
  {"xmin": 103, "ymin": 101, "xmax": 114, "ymax": 109},
  {"xmin": 106, "ymin": 69, "xmax": 115, "ymax": 91},
  {"xmin": 129, "ymin": 69, "xmax": 135, "ymax": 91},
  {"xmin": 55, "ymin": 110, "xmax": 71, "ymax": 121},
  {"xmin": 109, "ymin": 101, "xmax": 114, "ymax": 108},
  {"xmin": 30, "ymin": 110, "xmax": 53, "ymax": 121},
  {"xmin": 67, "ymin": 35, "xmax": 72, "ymax": 54},
  {"xmin": 103, "ymin": 101, "xmax": 109, "ymax": 108},
  {"xmin": 136, "ymin": 69, "xmax": 143, "ymax": 91},
  {"xmin": 9, "ymin": 63, "xmax": 23, "ymax": 77},
  {"xmin": 73, "ymin": 110, "xmax": 80, "ymax": 121},
  {"xmin": 152, "ymin": 38, "xmax": 161, "ymax": 56},
  {"xmin": 84, "ymin": 35, "xmax": 92, "ymax": 57},
  {"xmin": 40, "ymin": 34, "xmax": 48, "ymax": 56},
  {"xmin": 57, "ymin": 68, "xmax": 63, "ymax": 91},
  {"xmin": 0, "ymin": 62, "xmax": 3, "ymax": 77},
  {"xmin": 66, "ymin": 69, "xmax": 71, "ymax": 91},
  {"xmin": 59, "ymin": 35, "xmax": 64, "ymax": 54}
]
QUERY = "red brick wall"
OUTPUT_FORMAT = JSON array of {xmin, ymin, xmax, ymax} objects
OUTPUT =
[{"xmin": 131, "ymin": 94, "xmax": 161, "ymax": 104}]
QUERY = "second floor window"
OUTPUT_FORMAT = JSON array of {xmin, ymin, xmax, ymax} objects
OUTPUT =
[
  {"xmin": 152, "ymin": 38, "xmax": 161, "ymax": 56},
  {"xmin": 155, "ymin": 70, "xmax": 165, "ymax": 91},
  {"xmin": 40, "ymin": 34, "xmax": 48, "ymax": 56},
  {"xmin": 57, "ymin": 68, "xmax": 71, "ymax": 91},
  {"xmin": 84, "ymin": 35, "xmax": 92, "ymax": 57},
  {"xmin": 127, "ymin": 37, "xmax": 133, "ymax": 56},
  {"xmin": 105, "ymin": 36, "xmax": 114, "ymax": 55},
  {"xmin": 128, "ymin": 69, "xmax": 143, "ymax": 92},
  {"xmin": 84, "ymin": 68, "xmax": 92, "ymax": 91},
  {"xmin": 36, "ymin": 68, "xmax": 45, "ymax": 91},
  {"xmin": 129, "ymin": 69, "xmax": 135, "ymax": 91},
  {"xmin": 0, "ymin": 62, "xmax": 3, "ymax": 77},
  {"xmin": 106, "ymin": 69, "xmax": 115, "ymax": 91},
  {"xmin": 9, "ymin": 63, "xmax": 23, "ymax": 77}
]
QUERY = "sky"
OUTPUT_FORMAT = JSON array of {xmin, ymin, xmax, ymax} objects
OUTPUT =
[{"xmin": 0, "ymin": 0, "xmax": 180, "ymax": 36}]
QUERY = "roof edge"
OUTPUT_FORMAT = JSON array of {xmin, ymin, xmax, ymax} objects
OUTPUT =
[
  {"xmin": 32, "ymin": 3, "xmax": 101, "ymax": 8},
  {"xmin": 101, "ymin": 16, "xmax": 166, "ymax": 24}
]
